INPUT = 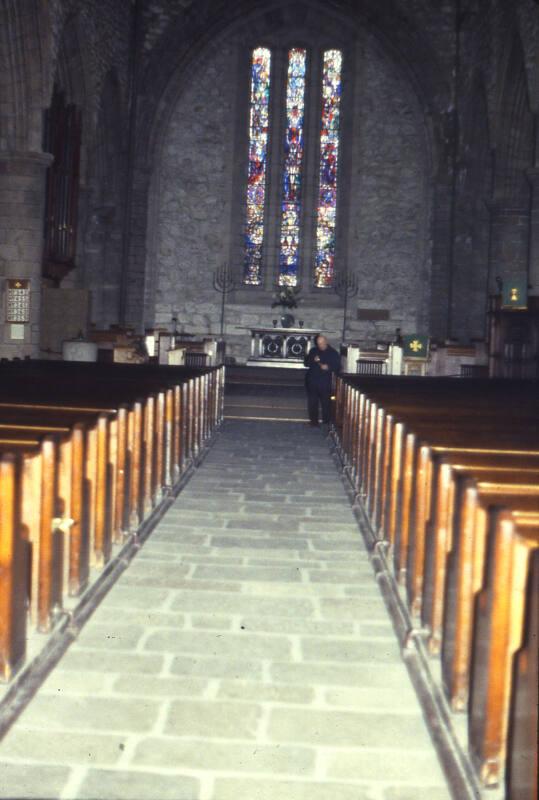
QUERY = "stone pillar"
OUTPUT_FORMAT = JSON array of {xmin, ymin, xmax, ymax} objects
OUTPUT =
[
  {"xmin": 526, "ymin": 167, "xmax": 539, "ymax": 296},
  {"xmin": 0, "ymin": 150, "xmax": 52, "ymax": 359},
  {"xmin": 487, "ymin": 200, "xmax": 530, "ymax": 293}
]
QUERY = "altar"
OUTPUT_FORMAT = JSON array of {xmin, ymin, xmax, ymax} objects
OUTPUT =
[{"xmin": 244, "ymin": 326, "xmax": 321, "ymax": 368}]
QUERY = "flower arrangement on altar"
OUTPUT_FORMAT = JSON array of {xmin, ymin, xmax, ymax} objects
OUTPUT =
[{"xmin": 271, "ymin": 284, "xmax": 302, "ymax": 309}]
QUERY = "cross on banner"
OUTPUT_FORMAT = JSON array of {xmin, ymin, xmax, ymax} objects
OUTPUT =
[{"xmin": 402, "ymin": 334, "xmax": 429, "ymax": 359}]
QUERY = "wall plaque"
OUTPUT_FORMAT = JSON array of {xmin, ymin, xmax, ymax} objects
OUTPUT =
[
  {"xmin": 5, "ymin": 279, "xmax": 30, "ymax": 323},
  {"xmin": 357, "ymin": 308, "xmax": 390, "ymax": 321}
]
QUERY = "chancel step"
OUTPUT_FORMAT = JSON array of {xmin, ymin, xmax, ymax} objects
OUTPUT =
[{"xmin": 225, "ymin": 365, "xmax": 307, "ymax": 421}]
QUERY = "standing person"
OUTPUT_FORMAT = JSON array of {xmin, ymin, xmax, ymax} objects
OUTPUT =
[{"xmin": 304, "ymin": 334, "xmax": 341, "ymax": 427}]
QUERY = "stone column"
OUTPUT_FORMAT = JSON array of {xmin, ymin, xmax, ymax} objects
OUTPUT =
[
  {"xmin": 486, "ymin": 200, "xmax": 530, "ymax": 293},
  {"xmin": 0, "ymin": 150, "xmax": 52, "ymax": 358},
  {"xmin": 526, "ymin": 167, "xmax": 539, "ymax": 296}
]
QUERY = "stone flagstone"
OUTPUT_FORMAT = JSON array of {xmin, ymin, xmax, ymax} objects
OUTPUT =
[{"xmin": 0, "ymin": 421, "xmax": 451, "ymax": 800}]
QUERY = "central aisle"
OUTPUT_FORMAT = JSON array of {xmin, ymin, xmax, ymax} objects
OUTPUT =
[{"xmin": 0, "ymin": 422, "xmax": 451, "ymax": 800}]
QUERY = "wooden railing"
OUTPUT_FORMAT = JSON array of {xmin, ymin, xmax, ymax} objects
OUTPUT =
[
  {"xmin": 333, "ymin": 375, "xmax": 538, "ymax": 800},
  {"xmin": 0, "ymin": 361, "xmax": 225, "ymax": 683}
]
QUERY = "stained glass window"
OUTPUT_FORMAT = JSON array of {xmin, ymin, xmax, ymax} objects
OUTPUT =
[
  {"xmin": 314, "ymin": 49, "xmax": 342, "ymax": 288},
  {"xmin": 278, "ymin": 48, "xmax": 307, "ymax": 287},
  {"xmin": 243, "ymin": 47, "xmax": 272, "ymax": 285}
]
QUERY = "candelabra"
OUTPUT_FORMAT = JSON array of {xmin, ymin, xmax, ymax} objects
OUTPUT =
[
  {"xmin": 334, "ymin": 270, "xmax": 359, "ymax": 342},
  {"xmin": 213, "ymin": 264, "xmax": 236, "ymax": 338}
]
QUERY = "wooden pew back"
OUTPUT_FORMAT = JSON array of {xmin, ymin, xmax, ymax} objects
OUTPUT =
[
  {"xmin": 0, "ymin": 362, "xmax": 224, "ymax": 682},
  {"xmin": 334, "ymin": 374, "xmax": 539, "ymax": 794}
]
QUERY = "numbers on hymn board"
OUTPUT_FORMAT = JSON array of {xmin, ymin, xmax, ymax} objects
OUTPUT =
[{"xmin": 5, "ymin": 279, "xmax": 30, "ymax": 323}]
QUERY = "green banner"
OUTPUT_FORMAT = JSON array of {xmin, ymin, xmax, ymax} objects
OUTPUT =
[{"xmin": 402, "ymin": 334, "xmax": 429, "ymax": 359}]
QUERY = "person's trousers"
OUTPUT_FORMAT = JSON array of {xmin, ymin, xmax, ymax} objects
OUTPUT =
[{"xmin": 307, "ymin": 383, "xmax": 332, "ymax": 424}]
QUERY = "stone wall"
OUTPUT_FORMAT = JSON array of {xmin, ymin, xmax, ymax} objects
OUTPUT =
[
  {"xmin": 0, "ymin": 0, "xmax": 131, "ymax": 359},
  {"xmin": 151, "ymin": 40, "xmax": 237, "ymax": 339},
  {"xmin": 3, "ymin": 0, "xmax": 539, "ymax": 360},
  {"xmin": 347, "ymin": 32, "xmax": 430, "ymax": 340},
  {"xmin": 446, "ymin": 0, "xmax": 538, "ymax": 341},
  {"xmin": 51, "ymin": 0, "xmax": 131, "ymax": 329},
  {"xmin": 150, "ymin": 27, "xmax": 430, "ymax": 362}
]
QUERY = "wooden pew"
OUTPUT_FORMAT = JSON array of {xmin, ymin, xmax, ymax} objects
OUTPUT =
[
  {"xmin": 2, "ymin": 394, "xmax": 167, "ymax": 539},
  {"xmin": 468, "ymin": 511, "xmax": 539, "ymax": 787},
  {"xmin": 404, "ymin": 455, "xmax": 539, "ymax": 615},
  {"xmin": 441, "ymin": 484, "xmax": 539, "ymax": 710},
  {"xmin": 389, "ymin": 427, "xmax": 538, "ymax": 585},
  {"xmin": 0, "ymin": 412, "xmax": 112, "ymax": 584},
  {"xmin": 338, "ymin": 384, "xmax": 539, "ymax": 654},
  {"xmin": 0, "ymin": 362, "xmax": 219, "ymax": 484},
  {"xmin": 334, "ymin": 374, "xmax": 539, "ymax": 793},
  {"xmin": 0, "ymin": 425, "xmax": 91, "ymax": 632},
  {"xmin": 338, "ymin": 382, "xmax": 537, "ymax": 527},
  {"xmin": 0, "ymin": 363, "xmax": 221, "ymax": 565},
  {"xmin": 506, "ymin": 547, "xmax": 538, "ymax": 800},
  {"xmin": 0, "ymin": 362, "xmax": 224, "ymax": 682},
  {"xmin": 0, "ymin": 453, "xmax": 26, "ymax": 681},
  {"xmin": 422, "ymin": 454, "xmax": 539, "ymax": 655}
]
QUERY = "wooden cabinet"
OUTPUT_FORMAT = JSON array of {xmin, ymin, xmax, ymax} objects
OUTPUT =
[{"xmin": 488, "ymin": 296, "xmax": 539, "ymax": 378}]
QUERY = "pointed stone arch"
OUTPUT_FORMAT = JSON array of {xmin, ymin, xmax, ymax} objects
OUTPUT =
[
  {"xmin": 452, "ymin": 73, "xmax": 493, "ymax": 339},
  {"xmin": 487, "ymin": 32, "xmax": 534, "ymax": 290},
  {"xmin": 122, "ymin": 0, "xmax": 449, "ymax": 329},
  {"xmin": 0, "ymin": 0, "xmax": 52, "ymax": 151},
  {"xmin": 494, "ymin": 33, "xmax": 534, "ymax": 202}
]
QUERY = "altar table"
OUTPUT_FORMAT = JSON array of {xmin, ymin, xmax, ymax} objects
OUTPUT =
[{"xmin": 244, "ymin": 326, "xmax": 321, "ymax": 368}]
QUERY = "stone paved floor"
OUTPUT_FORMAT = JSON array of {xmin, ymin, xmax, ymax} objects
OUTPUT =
[{"xmin": 0, "ymin": 421, "xmax": 452, "ymax": 800}]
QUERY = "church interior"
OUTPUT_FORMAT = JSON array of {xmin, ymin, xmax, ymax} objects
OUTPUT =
[{"xmin": 0, "ymin": 1, "xmax": 538, "ymax": 799}]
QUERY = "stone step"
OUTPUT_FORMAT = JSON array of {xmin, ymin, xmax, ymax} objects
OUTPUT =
[{"xmin": 226, "ymin": 365, "xmax": 307, "ymax": 386}]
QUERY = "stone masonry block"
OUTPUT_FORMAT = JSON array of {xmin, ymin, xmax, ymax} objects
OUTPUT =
[
  {"xmin": 216, "ymin": 680, "xmax": 314, "ymax": 705},
  {"xmin": 268, "ymin": 707, "xmax": 434, "ymax": 748},
  {"xmin": 18, "ymin": 695, "xmax": 161, "ymax": 733},
  {"xmin": 319, "ymin": 597, "xmax": 390, "ymax": 620},
  {"xmin": 75, "ymin": 624, "xmax": 145, "ymax": 650},
  {"xmin": 170, "ymin": 655, "xmax": 263, "ymax": 681},
  {"xmin": 77, "ymin": 768, "xmax": 200, "ymax": 800},
  {"xmin": 144, "ymin": 629, "xmax": 292, "ymax": 660},
  {"xmin": 0, "ymin": 763, "xmax": 71, "ymax": 800},
  {"xmin": 40, "ymin": 669, "xmax": 111, "ymax": 696},
  {"xmin": 324, "ymin": 685, "xmax": 423, "ymax": 712},
  {"xmin": 0, "ymin": 727, "xmax": 123, "ymax": 767},
  {"xmin": 382, "ymin": 787, "xmax": 451, "ymax": 800},
  {"xmin": 170, "ymin": 591, "xmax": 315, "ymax": 618},
  {"xmin": 112, "ymin": 674, "xmax": 209, "ymax": 698},
  {"xmin": 211, "ymin": 778, "xmax": 378, "ymax": 800},
  {"xmin": 271, "ymin": 661, "xmax": 412, "ymax": 689},
  {"xmin": 300, "ymin": 636, "xmax": 401, "ymax": 664},
  {"xmin": 57, "ymin": 649, "xmax": 164, "ymax": 676},
  {"xmin": 100, "ymin": 585, "xmax": 172, "ymax": 609},
  {"xmin": 326, "ymin": 747, "xmax": 448, "ymax": 785},
  {"xmin": 132, "ymin": 738, "xmax": 316, "ymax": 776},
  {"xmin": 192, "ymin": 564, "xmax": 302, "ymax": 583},
  {"xmin": 165, "ymin": 700, "xmax": 261, "ymax": 739},
  {"xmin": 239, "ymin": 616, "xmax": 355, "ymax": 636}
]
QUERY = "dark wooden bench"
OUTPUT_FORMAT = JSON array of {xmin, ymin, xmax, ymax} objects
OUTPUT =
[
  {"xmin": 334, "ymin": 374, "xmax": 539, "ymax": 793},
  {"xmin": 441, "ymin": 485, "xmax": 539, "ymax": 710},
  {"xmin": 422, "ymin": 455, "xmax": 539, "ymax": 655},
  {"xmin": 0, "ymin": 454, "xmax": 27, "ymax": 681},
  {"xmin": 468, "ymin": 512, "xmax": 539, "ymax": 788},
  {"xmin": 405, "ymin": 462, "xmax": 539, "ymax": 614},
  {"xmin": 506, "ymin": 547, "xmax": 538, "ymax": 800},
  {"xmin": 0, "ymin": 361, "xmax": 224, "ymax": 681},
  {"xmin": 338, "ymin": 379, "xmax": 537, "ymax": 517},
  {"xmin": 0, "ymin": 422, "xmax": 100, "ymax": 633}
]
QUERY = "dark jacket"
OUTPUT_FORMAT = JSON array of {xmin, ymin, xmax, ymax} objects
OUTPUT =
[{"xmin": 304, "ymin": 345, "xmax": 341, "ymax": 387}]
